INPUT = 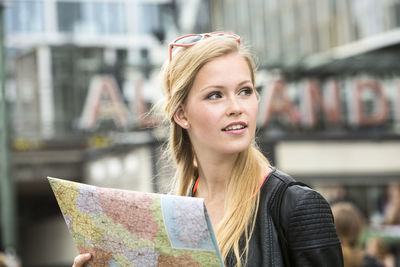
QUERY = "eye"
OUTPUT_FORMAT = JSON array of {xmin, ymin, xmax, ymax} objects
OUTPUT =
[
  {"xmin": 206, "ymin": 91, "xmax": 222, "ymax": 99},
  {"xmin": 239, "ymin": 87, "xmax": 253, "ymax": 96}
]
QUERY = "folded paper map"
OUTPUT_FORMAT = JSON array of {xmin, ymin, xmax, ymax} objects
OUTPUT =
[{"xmin": 48, "ymin": 177, "xmax": 224, "ymax": 267}]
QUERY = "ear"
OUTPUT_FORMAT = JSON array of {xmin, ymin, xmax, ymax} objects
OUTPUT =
[{"xmin": 173, "ymin": 105, "xmax": 190, "ymax": 129}]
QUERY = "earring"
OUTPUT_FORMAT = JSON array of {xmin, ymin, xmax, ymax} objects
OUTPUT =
[{"xmin": 184, "ymin": 122, "xmax": 188, "ymax": 127}]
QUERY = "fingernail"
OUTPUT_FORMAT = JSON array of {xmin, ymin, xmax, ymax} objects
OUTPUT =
[{"xmin": 85, "ymin": 253, "xmax": 91, "ymax": 259}]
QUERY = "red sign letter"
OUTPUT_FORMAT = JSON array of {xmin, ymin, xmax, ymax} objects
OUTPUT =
[
  {"xmin": 354, "ymin": 79, "xmax": 389, "ymax": 126},
  {"xmin": 304, "ymin": 79, "xmax": 342, "ymax": 127},
  {"xmin": 260, "ymin": 79, "xmax": 298, "ymax": 126},
  {"xmin": 80, "ymin": 75, "xmax": 129, "ymax": 130}
]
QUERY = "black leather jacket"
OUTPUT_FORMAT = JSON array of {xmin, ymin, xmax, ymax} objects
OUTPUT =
[{"xmin": 225, "ymin": 169, "xmax": 344, "ymax": 266}]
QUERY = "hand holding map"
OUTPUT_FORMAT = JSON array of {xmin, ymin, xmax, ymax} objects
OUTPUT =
[{"xmin": 48, "ymin": 177, "xmax": 224, "ymax": 267}]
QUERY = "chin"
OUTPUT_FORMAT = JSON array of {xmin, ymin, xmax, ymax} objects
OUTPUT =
[{"xmin": 220, "ymin": 142, "xmax": 251, "ymax": 155}]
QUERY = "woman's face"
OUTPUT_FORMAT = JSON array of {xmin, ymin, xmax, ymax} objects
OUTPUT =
[{"xmin": 181, "ymin": 52, "xmax": 258, "ymax": 156}]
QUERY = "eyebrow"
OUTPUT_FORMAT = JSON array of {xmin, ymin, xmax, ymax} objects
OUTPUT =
[{"xmin": 200, "ymin": 80, "xmax": 253, "ymax": 92}]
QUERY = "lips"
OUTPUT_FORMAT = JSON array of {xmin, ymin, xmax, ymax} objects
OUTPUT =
[{"xmin": 222, "ymin": 122, "xmax": 247, "ymax": 131}]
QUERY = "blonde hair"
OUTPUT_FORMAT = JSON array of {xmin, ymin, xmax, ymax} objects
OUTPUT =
[
  {"xmin": 162, "ymin": 36, "xmax": 270, "ymax": 266},
  {"xmin": 331, "ymin": 202, "xmax": 365, "ymax": 267}
]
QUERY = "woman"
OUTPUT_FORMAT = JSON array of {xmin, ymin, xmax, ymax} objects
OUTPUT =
[{"xmin": 74, "ymin": 32, "xmax": 343, "ymax": 266}]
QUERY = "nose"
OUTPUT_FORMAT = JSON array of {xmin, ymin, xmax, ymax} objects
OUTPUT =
[{"xmin": 226, "ymin": 96, "xmax": 242, "ymax": 116}]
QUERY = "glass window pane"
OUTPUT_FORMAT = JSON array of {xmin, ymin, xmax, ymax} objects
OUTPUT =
[
  {"xmin": 57, "ymin": 1, "xmax": 126, "ymax": 34},
  {"xmin": 5, "ymin": 1, "xmax": 45, "ymax": 33},
  {"xmin": 137, "ymin": 4, "xmax": 160, "ymax": 35}
]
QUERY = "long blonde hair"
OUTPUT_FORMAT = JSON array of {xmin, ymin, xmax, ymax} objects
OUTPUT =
[{"xmin": 162, "ymin": 36, "xmax": 270, "ymax": 266}]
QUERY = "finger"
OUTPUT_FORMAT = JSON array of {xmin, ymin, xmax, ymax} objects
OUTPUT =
[{"xmin": 72, "ymin": 253, "xmax": 91, "ymax": 267}]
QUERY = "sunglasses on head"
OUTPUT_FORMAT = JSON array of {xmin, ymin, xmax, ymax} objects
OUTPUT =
[{"xmin": 168, "ymin": 32, "xmax": 241, "ymax": 62}]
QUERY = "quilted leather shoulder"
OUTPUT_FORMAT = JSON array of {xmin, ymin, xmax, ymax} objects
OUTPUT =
[{"xmin": 281, "ymin": 184, "xmax": 341, "ymax": 250}]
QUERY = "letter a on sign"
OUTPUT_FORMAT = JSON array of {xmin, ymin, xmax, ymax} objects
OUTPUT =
[
  {"xmin": 80, "ymin": 75, "xmax": 129, "ymax": 130},
  {"xmin": 259, "ymin": 78, "xmax": 297, "ymax": 126}
]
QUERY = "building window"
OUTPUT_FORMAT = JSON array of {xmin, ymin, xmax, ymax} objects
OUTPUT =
[
  {"xmin": 5, "ymin": 0, "xmax": 45, "ymax": 33},
  {"xmin": 393, "ymin": 2, "xmax": 400, "ymax": 27},
  {"xmin": 136, "ymin": 3, "xmax": 161, "ymax": 35},
  {"xmin": 57, "ymin": 1, "xmax": 126, "ymax": 35}
]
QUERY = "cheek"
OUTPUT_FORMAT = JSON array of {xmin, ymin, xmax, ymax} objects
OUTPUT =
[
  {"xmin": 253, "ymin": 103, "xmax": 259, "ymax": 116},
  {"xmin": 188, "ymin": 105, "xmax": 220, "ymax": 131},
  {"xmin": 196, "ymin": 107, "xmax": 220, "ymax": 129},
  {"xmin": 248, "ymin": 100, "xmax": 259, "ymax": 120}
]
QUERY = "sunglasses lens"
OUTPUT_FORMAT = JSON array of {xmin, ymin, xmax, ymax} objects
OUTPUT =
[
  {"xmin": 175, "ymin": 35, "xmax": 204, "ymax": 45},
  {"xmin": 210, "ymin": 33, "xmax": 238, "ymax": 39}
]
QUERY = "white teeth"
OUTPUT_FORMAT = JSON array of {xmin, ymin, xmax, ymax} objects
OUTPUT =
[{"xmin": 224, "ymin": 124, "xmax": 245, "ymax": 131}]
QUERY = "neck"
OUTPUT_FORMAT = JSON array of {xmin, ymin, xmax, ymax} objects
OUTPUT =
[{"xmin": 195, "ymin": 151, "xmax": 239, "ymax": 202}]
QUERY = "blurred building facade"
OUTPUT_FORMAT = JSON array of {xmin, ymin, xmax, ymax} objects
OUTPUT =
[
  {"xmin": 212, "ymin": 0, "xmax": 400, "ymax": 71},
  {"xmin": 2, "ymin": 0, "xmax": 400, "ymax": 266},
  {"xmin": 3, "ymin": 0, "xmax": 210, "ymax": 266},
  {"xmin": 210, "ymin": 0, "xmax": 400, "ymax": 186},
  {"xmin": 211, "ymin": 0, "xmax": 400, "ymax": 263}
]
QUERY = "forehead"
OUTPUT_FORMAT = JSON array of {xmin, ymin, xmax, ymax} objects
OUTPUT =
[{"xmin": 193, "ymin": 53, "xmax": 253, "ymax": 88}]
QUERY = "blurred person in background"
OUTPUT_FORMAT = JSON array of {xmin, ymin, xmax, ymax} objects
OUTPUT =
[
  {"xmin": 365, "ymin": 237, "xmax": 395, "ymax": 267},
  {"xmin": 383, "ymin": 182, "xmax": 400, "ymax": 225},
  {"xmin": 323, "ymin": 185, "xmax": 348, "ymax": 204},
  {"xmin": 370, "ymin": 182, "xmax": 400, "ymax": 227},
  {"xmin": 73, "ymin": 32, "xmax": 343, "ymax": 266},
  {"xmin": 0, "ymin": 253, "xmax": 5, "ymax": 267},
  {"xmin": 0, "ymin": 251, "xmax": 20, "ymax": 267},
  {"xmin": 332, "ymin": 202, "xmax": 383, "ymax": 267}
]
